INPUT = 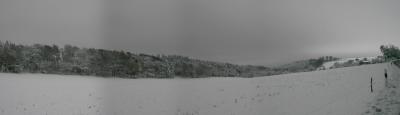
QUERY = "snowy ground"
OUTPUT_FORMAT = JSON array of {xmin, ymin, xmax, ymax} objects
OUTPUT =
[{"xmin": 0, "ymin": 63, "xmax": 396, "ymax": 115}]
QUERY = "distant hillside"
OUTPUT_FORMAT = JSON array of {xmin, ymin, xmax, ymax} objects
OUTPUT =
[
  {"xmin": 319, "ymin": 44, "xmax": 400, "ymax": 70},
  {"xmin": 0, "ymin": 41, "xmax": 283, "ymax": 78},
  {"xmin": 276, "ymin": 56, "xmax": 340, "ymax": 72},
  {"xmin": 322, "ymin": 57, "xmax": 384, "ymax": 70},
  {"xmin": 1, "ymin": 41, "xmax": 392, "ymax": 78}
]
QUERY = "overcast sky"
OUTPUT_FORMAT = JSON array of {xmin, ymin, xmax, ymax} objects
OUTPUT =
[{"xmin": 1, "ymin": 0, "xmax": 400, "ymax": 65}]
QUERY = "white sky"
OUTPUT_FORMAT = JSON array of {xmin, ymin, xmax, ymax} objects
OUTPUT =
[{"xmin": 1, "ymin": 0, "xmax": 400, "ymax": 65}]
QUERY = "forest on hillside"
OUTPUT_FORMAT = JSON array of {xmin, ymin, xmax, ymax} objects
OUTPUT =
[{"xmin": 0, "ymin": 41, "xmax": 358, "ymax": 78}]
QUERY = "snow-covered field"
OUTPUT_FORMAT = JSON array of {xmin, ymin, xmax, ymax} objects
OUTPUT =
[{"xmin": 0, "ymin": 63, "xmax": 397, "ymax": 115}]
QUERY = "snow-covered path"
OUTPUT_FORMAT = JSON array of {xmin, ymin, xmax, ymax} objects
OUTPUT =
[
  {"xmin": 0, "ymin": 63, "xmax": 392, "ymax": 115},
  {"xmin": 363, "ymin": 62, "xmax": 400, "ymax": 115}
]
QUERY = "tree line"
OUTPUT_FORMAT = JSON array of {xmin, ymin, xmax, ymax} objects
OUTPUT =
[
  {"xmin": 380, "ymin": 45, "xmax": 400, "ymax": 67},
  {"xmin": 0, "ymin": 41, "xmax": 286, "ymax": 78}
]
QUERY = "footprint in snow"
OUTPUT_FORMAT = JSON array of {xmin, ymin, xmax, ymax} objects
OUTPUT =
[{"xmin": 213, "ymin": 105, "xmax": 217, "ymax": 108}]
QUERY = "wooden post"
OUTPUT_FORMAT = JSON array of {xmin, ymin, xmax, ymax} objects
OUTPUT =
[
  {"xmin": 384, "ymin": 69, "xmax": 388, "ymax": 80},
  {"xmin": 370, "ymin": 77, "xmax": 373, "ymax": 93}
]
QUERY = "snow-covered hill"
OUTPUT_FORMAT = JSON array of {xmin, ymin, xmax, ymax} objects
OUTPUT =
[
  {"xmin": 321, "ymin": 56, "xmax": 381, "ymax": 69},
  {"xmin": 0, "ymin": 63, "xmax": 396, "ymax": 115}
]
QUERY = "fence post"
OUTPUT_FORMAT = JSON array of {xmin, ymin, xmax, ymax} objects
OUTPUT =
[{"xmin": 370, "ymin": 77, "xmax": 373, "ymax": 93}]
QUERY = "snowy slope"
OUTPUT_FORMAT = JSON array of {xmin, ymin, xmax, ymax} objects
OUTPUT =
[
  {"xmin": 0, "ymin": 63, "xmax": 393, "ymax": 115},
  {"xmin": 322, "ymin": 58, "xmax": 357, "ymax": 69}
]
